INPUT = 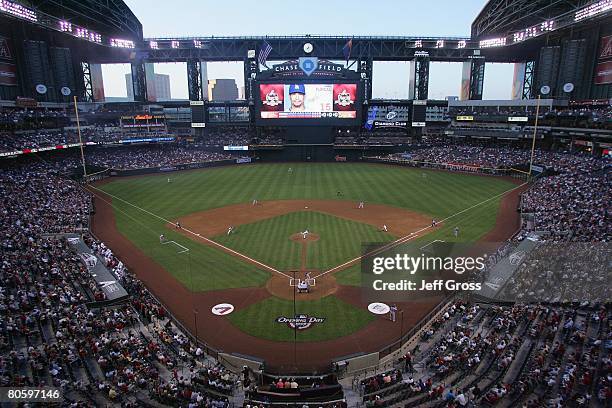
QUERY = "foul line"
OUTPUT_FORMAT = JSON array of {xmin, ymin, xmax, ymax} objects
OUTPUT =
[
  {"xmin": 88, "ymin": 185, "xmax": 292, "ymax": 279},
  {"xmin": 313, "ymin": 182, "xmax": 528, "ymax": 279},
  {"xmin": 420, "ymin": 240, "xmax": 445, "ymax": 250},
  {"xmin": 162, "ymin": 240, "xmax": 190, "ymax": 254}
]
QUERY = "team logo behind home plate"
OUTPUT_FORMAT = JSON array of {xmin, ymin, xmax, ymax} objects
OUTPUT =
[{"xmin": 275, "ymin": 314, "xmax": 326, "ymax": 330}]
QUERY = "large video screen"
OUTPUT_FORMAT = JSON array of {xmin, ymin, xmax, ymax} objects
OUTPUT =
[{"xmin": 259, "ymin": 83, "xmax": 358, "ymax": 120}]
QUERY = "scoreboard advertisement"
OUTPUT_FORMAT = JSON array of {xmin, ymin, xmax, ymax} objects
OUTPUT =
[{"xmin": 256, "ymin": 81, "xmax": 361, "ymax": 125}]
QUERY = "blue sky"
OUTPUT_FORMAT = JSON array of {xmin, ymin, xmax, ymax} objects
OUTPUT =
[{"xmin": 102, "ymin": 0, "xmax": 515, "ymax": 100}]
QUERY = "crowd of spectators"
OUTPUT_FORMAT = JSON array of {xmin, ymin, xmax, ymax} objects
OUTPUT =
[
  {"xmin": 203, "ymin": 127, "xmax": 252, "ymax": 147},
  {"xmin": 0, "ymin": 108, "xmax": 69, "ymax": 131},
  {"xmin": 0, "ymin": 160, "xmax": 239, "ymax": 406},
  {"xmin": 501, "ymin": 243, "xmax": 610, "ymax": 303},
  {"xmin": 0, "ymin": 130, "xmax": 69, "ymax": 152},
  {"xmin": 254, "ymin": 128, "xmax": 284, "ymax": 145},
  {"xmin": 0, "ymin": 127, "xmax": 177, "ymax": 153},
  {"xmin": 519, "ymin": 153, "xmax": 610, "ymax": 242},
  {"xmin": 83, "ymin": 146, "xmax": 233, "ymax": 170},
  {"xmin": 356, "ymin": 301, "xmax": 609, "ymax": 408}
]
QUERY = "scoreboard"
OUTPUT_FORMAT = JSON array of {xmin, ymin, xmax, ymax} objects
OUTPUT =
[{"xmin": 256, "ymin": 81, "xmax": 362, "ymax": 126}]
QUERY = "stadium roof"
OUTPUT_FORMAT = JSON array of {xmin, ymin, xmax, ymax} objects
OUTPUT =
[
  {"xmin": 471, "ymin": 0, "xmax": 594, "ymax": 38},
  {"xmin": 26, "ymin": 0, "xmax": 142, "ymax": 40}
]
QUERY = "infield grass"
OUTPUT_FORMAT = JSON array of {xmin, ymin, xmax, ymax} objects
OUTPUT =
[
  {"xmin": 213, "ymin": 211, "xmax": 395, "ymax": 271},
  {"xmin": 98, "ymin": 163, "xmax": 518, "ymax": 291},
  {"xmin": 227, "ymin": 295, "xmax": 375, "ymax": 342}
]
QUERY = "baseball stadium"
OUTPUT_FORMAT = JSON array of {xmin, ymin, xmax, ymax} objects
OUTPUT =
[{"xmin": 0, "ymin": 1, "xmax": 610, "ymax": 407}]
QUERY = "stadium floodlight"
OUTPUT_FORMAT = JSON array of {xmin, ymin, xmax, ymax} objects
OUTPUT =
[
  {"xmin": 575, "ymin": 0, "xmax": 612, "ymax": 22},
  {"xmin": 150, "ymin": 41, "xmax": 159, "ymax": 49},
  {"xmin": 0, "ymin": 0, "xmax": 37, "ymax": 22},
  {"xmin": 194, "ymin": 40, "xmax": 202, "ymax": 48},
  {"xmin": 435, "ymin": 40, "xmax": 444, "ymax": 48},
  {"xmin": 457, "ymin": 40, "xmax": 466, "ymax": 49},
  {"xmin": 414, "ymin": 40, "xmax": 423, "ymax": 48},
  {"xmin": 513, "ymin": 20, "xmax": 555, "ymax": 43},
  {"xmin": 75, "ymin": 27, "xmax": 102, "ymax": 44},
  {"xmin": 540, "ymin": 20, "xmax": 555, "ymax": 32},
  {"xmin": 111, "ymin": 38, "xmax": 135, "ymax": 48},
  {"xmin": 171, "ymin": 40, "xmax": 180, "ymax": 48},
  {"xmin": 479, "ymin": 37, "xmax": 506, "ymax": 48},
  {"xmin": 59, "ymin": 21, "xmax": 72, "ymax": 32}
]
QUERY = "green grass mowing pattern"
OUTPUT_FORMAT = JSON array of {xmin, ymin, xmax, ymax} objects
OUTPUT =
[
  {"xmin": 227, "ymin": 295, "xmax": 374, "ymax": 342},
  {"xmin": 212, "ymin": 211, "xmax": 395, "ymax": 271},
  {"xmin": 109, "ymin": 197, "xmax": 270, "ymax": 291},
  {"xmin": 99, "ymin": 163, "xmax": 517, "ymax": 290},
  {"xmin": 100, "ymin": 163, "xmax": 515, "ymax": 219}
]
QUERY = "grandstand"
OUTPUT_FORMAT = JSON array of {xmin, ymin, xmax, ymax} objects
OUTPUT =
[{"xmin": 0, "ymin": 0, "xmax": 610, "ymax": 407}]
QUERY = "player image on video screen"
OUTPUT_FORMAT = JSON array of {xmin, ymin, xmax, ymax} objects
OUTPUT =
[
  {"xmin": 288, "ymin": 84, "xmax": 306, "ymax": 112},
  {"xmin": 259, "ymin": 83, "xmax": 357, "ymax": 119}
]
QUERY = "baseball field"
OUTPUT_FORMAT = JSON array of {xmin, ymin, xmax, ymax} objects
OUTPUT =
[{"xmin": 89, "ymin": 162, "xmax": 523, "ymax": 370}]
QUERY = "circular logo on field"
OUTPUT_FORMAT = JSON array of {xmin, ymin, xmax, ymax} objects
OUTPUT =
[
  {"xmin": 35, "ymin": 84, "xmax": 47, "ymax": 94},
  {"xmin": 563, "ymin": 82, "xmax": 574, "ymax": 93},
  {"xmin": 276, "ymin": 314, "xmax": 326, "ymax": 331},
  {"xmin": 540, "ymin": 85, "xmax": 550, "ymax": 95},
  {"xmin": 61, "ymin": 86, "xmax": 72, "ymax": 96},
  {"xmin": 368, "ymin": 302, "xmax": 390, "ymax": 315},
  {"xmin": 211, "ymin": 303, "xmax": 235, "ymax": 316}
]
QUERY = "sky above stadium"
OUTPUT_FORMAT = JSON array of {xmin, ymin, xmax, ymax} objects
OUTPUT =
[{"xmin": 103, "ymin": 0, "xmax": 515, "ymax": 100}]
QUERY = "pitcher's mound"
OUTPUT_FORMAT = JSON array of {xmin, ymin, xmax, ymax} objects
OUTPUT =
[
  {"xmin": 290, "ymin": 232, "xmax": 320, "ymax": 242},
  {"xmin": 266, "ymin": 272, "xmax": 338, "ymax": 300}
]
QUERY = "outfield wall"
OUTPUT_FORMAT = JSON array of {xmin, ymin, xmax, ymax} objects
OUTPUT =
[{"xmin": 106, "ymin": 158, "xmax": 241, "ymax": 177}]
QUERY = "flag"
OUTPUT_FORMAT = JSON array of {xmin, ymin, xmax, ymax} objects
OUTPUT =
[
  {"xmin": 342, "ymin": 39, "xmax": 353, "ymax": 66},
  {"xmin": 365, "ymin": 106, "xmax": 377, "ymax": 131},
  {"xmin": 258, "ymin": 40, "xmax": 273, "ymax": 68}
]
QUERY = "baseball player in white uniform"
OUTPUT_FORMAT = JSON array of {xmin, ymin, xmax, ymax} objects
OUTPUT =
[
  {"xmin": 302, "ymin": 229, "xmax": 309, "ymax": 239},
  {"xmin": 390, "ymin": 304, "xmax": 398, "ymax": 322}
]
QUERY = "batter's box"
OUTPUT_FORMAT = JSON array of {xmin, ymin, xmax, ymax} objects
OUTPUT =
[{"xmin": 289, "ymin": 278, "xmax": 316, "ymax": 287}]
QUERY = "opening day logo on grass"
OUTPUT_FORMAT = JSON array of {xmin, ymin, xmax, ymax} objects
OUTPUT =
[{"xmin": 276, "ymin": 315, "xmax": 326, "ymax": 331}]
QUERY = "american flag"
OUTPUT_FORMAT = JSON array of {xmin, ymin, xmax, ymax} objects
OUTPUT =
[{"xmin": 258, "ymin": 40, "xmax": 273, "ymax": 68}]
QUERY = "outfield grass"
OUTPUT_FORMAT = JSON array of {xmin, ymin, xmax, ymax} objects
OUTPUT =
[
  {"xmin": 212, "ymin": 211, "xmax": 395, "ymax": 271},
  {"xmin": 99, "ymin": 163, "xmax": 517, "ymax": 291},
  {"xmin": 227, "ymin": 295, "xmax": 375, "ymax": 342}
]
